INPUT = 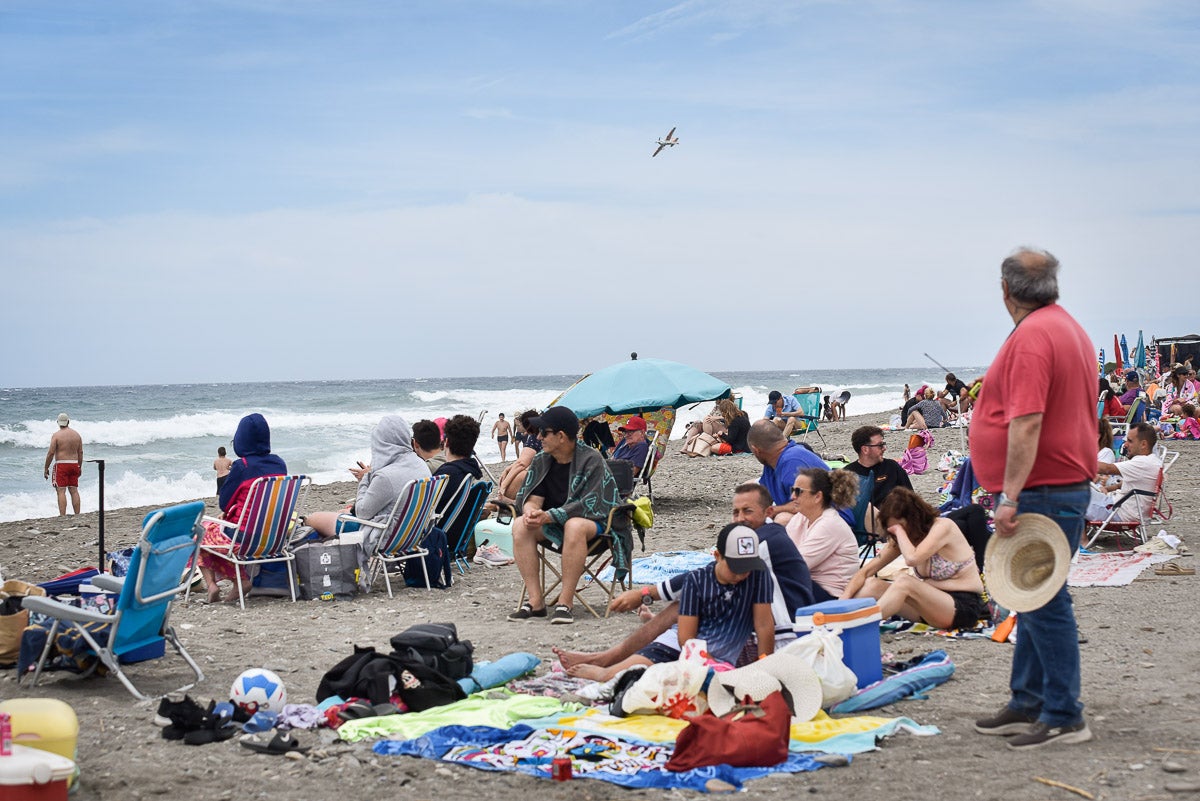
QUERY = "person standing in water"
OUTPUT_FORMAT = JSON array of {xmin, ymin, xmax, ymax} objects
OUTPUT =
[
  {"xmin": 213, "ymin": 446, "xmax": 233, "ymax": 495},
  {"xmin": 44, "ymin": 413, "xmax": 83, "ymax": 515},
  {"xmin": 492, "ymin": 413, "xmax": 513, "ymax": 461}
]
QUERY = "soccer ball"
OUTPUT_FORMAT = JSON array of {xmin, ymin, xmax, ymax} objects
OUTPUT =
[{"xmin": 230, "ymin": 668, "xmax": 287, "ymax": 714}]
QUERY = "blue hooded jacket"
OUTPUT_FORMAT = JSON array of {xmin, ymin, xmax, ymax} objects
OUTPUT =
[{"xmin": 219, "ymin": 413, "xmax": 288, "ymax": 519}]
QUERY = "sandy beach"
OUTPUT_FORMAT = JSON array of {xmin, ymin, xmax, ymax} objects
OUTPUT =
[{"xmin": 2, "ymin": 411, "xmax": 1197, "ymax": 800}]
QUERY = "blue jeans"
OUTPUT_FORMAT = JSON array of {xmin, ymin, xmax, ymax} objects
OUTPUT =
[{"xmin": 1008, "ymin": 482, "xmax": 1089, "ymax": 727}]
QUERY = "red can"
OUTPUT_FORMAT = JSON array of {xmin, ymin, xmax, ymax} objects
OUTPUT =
[
  {"xmin": 551, "ymin": 756, "xmax": 572, "ymax": 781},
  {"xmin": 0, "ymin": 712, "xmax": 11, "ymax": 756}
]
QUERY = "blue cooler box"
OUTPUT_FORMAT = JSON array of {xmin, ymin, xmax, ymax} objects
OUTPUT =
[{"xmin": 794, "ymin": 598, "xmax": 883, "ymax": 689}]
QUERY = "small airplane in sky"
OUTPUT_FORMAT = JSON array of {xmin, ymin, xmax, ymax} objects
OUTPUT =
[{"xmin": 652, "ymin": 127, "xmax": 679, "ymax": 157}]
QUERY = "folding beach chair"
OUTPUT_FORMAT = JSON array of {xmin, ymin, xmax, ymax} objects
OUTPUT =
[
  {"xmin": 790, "ymin": 388, "xmax": 827, "ymax": 448},
  {"xmin": 1084, "ymin": 449, "xmax": 1178, "ymax": 550},
  {"xmin": 337, "ymin": 475, "xmax": 448, "ymax": 597},
  {"xmin": 20, "ymin": 501, "xmax": 206, "ymax": 701},
  {"xmin": 439, "ymin": 477, "xmax": 494, "ymax": 574},
  {"xmin": 849, "ymin": 469, "xmax": 882, "ymax": 564},
  {"xmin": 519, "ymin": 459, "xmax": 639, "ymax": 619},
  {"xmin": 187, "ymin": 474, "xmax": 311, "ymax": 609}
]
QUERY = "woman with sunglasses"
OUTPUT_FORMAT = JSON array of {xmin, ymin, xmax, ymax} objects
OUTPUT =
[
  {"xmin": 785, "ymin": 467, "xmax": 861, "ymax": 601},
  {"xmin": 842, "ymin": 487, "xmax": 986, "ymax": 630}
]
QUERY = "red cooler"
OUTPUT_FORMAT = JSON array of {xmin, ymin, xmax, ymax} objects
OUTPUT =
[{"xmin": 0, "ymin": 744, "xmax": 75, "ymax": 801}]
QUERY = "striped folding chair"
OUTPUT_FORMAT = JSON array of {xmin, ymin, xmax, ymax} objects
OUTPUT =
[
  {"xmin": 190, "ymin": 474, "xmax": 311, "ymax": 609},
  {"xmin": 339, "ymin": 475, "xmax": 448, "ymax": 597}
]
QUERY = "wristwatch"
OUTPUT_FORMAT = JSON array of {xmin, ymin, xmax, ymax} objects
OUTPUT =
[
  {"xmin": 640, "ymin": 586, "xmax": 653, "ymax": 606},
  {"xmin": 995, "ymin": 493, "xmax": 1019, "ymax": 510}
]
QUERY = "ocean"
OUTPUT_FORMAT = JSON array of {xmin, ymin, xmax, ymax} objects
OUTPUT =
[{"xmin": 0, "ymin": 366, "xmax": 984, "ymax": 523}]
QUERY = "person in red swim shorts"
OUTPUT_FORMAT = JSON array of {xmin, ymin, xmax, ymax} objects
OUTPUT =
[{"xmin": 44, "ymin": 412, "xmax": 83, "ymax": 515}]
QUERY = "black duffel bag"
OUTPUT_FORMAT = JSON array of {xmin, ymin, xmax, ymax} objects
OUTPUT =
[
  {"xmin": 389, "ymin": 622, "xmax": 474, "ymax": 681},
  {"xmin": 316, "ymin": 645, "xmax": 465, "ymax": 711}
]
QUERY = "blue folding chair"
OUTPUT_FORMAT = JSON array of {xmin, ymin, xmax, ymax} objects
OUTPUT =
[
  {"xmin": 791, "ymin": 388, "xmax": 827, "ymax": 448},
  {"xmin": 441, "ymin": 478, "xmax": 494, "ymax": 574},
  {"xmin": 21, "ymin": 501, "xmax": 206, "ymax": 700}
]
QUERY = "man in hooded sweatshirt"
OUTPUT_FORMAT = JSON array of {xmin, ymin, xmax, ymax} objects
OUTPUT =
[
  {"xmin": 198, "ymin": 413, "xmax": 288, "ymax": 603},
  {"xmin": 305, "ymin": 415, "xmax": 431, "ymax": 541}
]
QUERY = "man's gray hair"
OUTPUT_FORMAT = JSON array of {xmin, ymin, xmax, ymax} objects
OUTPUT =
[
  {"xmin": 747, "ymin": 418, "xmax": 786, "ymax": 449},
  {"xmin": 1001, "ymin": 247, "xmax": 1060, "ymax": 306}
]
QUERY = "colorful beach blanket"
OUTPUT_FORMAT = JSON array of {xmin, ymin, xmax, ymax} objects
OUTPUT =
[
  {"xmin": 375, "ymin": 723, "xmax": 828, "ymax": 791},
  {"xmin": 337, "ymin": 692, "xmax": 570, "ymax": 743},
  {"xmin": 1068, "ymin": 552, "xmax": 1177, "ymax": 587},
  {"xmin": 595, "ymin": 550, "xmax": 714, "ymax": 585},
  {"xmin": 520, "ymin": 707, "xmax": 939, "ymax": 755}
]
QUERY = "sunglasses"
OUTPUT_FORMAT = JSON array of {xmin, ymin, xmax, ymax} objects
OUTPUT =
[
  {"xmin": 791, "ymin": 487, "xmax": 813, "ymax": 497},
  {"xmin": 864, "ymin": 442, "xmax": 886, "ymax": 450}
]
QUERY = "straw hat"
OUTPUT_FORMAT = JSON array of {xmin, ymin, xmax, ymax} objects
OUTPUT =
[
  {"xmin": 984, "ymin": 513, "xmax": 1071, "ymax": 612},
  {"xmin": 706, "ymin": 649, "xmax": 823, "ymax": 722}
]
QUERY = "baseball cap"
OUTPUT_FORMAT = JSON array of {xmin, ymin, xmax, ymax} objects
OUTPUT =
[
  {"xmin": 57, "ymin": 413, "xmax": 70, "ymax": 427},
  {"xmin": 767, "ymin": 390, "xmax": 783, "ymax": 403},
  {"xmin": 528, "ymin": 406, "xmax": 580, "ymax": 439},
  {"xmin": 618, "ymin": 416, "xmax": 647, "ymax": 432},
  {"xmin": 1125, "ymin": 371, "xmax": 1139, "ymax": 382},
  {"xmin": 715, "ymin": 523, "xmax": 766, "ymax": 573}
]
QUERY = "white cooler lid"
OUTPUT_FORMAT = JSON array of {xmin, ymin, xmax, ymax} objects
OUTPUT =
[{"xmin": 0, "ymin": 744, "xmax": 76, "ymax": 786}]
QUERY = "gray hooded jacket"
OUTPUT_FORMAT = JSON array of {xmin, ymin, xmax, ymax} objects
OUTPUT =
[{"xmin": 354, "ymin": 416, "xmax": 432, "ymax": 526}]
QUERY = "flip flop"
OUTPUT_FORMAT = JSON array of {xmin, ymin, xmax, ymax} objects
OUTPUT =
[
  {"xmin": 337, "ymin": 700, "xmax": 377, "ymax": 721},
  {"xmin": 239, "ymin": 731, "xmax": 308, "ymax": 756},
  {"xmin": 1155, "ymin": 563, "xmax": 1195, "ymax": 576}
]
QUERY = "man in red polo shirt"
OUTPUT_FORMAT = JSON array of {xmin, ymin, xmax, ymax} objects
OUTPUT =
[{"xmin": 970, "ymin": 247, "xmax": 1095, "ymax": 750}]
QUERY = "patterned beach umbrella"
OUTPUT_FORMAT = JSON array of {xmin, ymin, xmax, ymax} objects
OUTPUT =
[
  {"xmin": 1098, "ymin": 348, "xmax": 1105, "ymax": 376},
  {"xmin": 550, "ymin": 356, "xmax": 732, "ymax": 418}
]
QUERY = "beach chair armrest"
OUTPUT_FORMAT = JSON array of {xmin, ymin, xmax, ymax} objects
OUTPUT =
[
  {"xmin": 22, "ymin": 595, "xmax": 115, "ymax": 625},
  {"xmin": 202, "ymin": 515, "xmax": 235, "ymax": 530},
  {"xmin": 91, "ymin": 574, "xmax": 125, "ymax": 593},
  {"xmin": 336, "ymin": 513, "xmax": 385, "ymax": 531}
]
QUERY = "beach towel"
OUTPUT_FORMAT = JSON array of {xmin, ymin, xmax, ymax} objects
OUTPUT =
[
  {"xmin": 525, "ymin": 708, "xmax": 939, "ymax": 755},
  {"xmin": 595, "ymin": 550, "xmax": 714, "ymax": 585},
  {"xmin": 830, "ymin": 650, "xmax": 954, "ymax": 714},
  {"xmin": 1068, "ymin": 551, "xmax": 1177, "ymax": 587},
  {"xmin": 336, "ymin": 692, "xmax": 569, "ymax": 743},
  {"xmin": 375, "ymin": 722, "xmax": 827, "ymax": 791},
  {"xmin": 898, "ymin": 430, "xmax": 933, "ymax": 475}
]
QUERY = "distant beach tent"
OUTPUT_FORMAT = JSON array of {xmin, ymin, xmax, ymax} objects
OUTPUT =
[
  {"xmin": 1153, "ymin": 334, "xmax": 1200, "ymax": 370},
  {"xmin": 550, "ymin": 355, "xmax": 732, "ymax": 418}
]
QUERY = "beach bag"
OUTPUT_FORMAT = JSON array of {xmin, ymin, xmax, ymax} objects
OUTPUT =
[
  {"xmin": 0, "ymin": 580, "xmax": 46, "ymax": 666},
  {"xmin": 389, "ymin": 623, "xmax": 474, "ymax": 681},
  {"xmin": 404, "ymin": 526, "xmax": 451, "ymax": 589},
  {"xmin": 784, "ymin": 629, "xmax": 858, "ymax": 707},
  {"xmin": 294, "ymin": 539, "xmax": 368, "ymax": 600},
  {"xmin": 666, "ymin": 691, "xmax": 791, "ymax": 772},
  {"xmin": 316, "ymin": 645, "xmax": 466, "ymax": 710},
  {"xmin": 632, "ymin": 496, "xmax": 654, "ymax": 530}
]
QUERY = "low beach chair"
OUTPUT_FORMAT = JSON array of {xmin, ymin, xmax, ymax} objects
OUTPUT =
[
  {"xmin": 441, "ymin": 477, "xmax": 494, "ymax": 574},
  {"xmin": 1084, "ymin": 449, "xmax": 1178, "ymax": 550},
  {"xmin": 790, "ymin": 388, "xmax": 827, "ymax": 448},
  {"xmin": 188, "ymin": 474, "xmax": 311, "ymax": 609},
  {"xmin": 338, "ymin": 475, "xmax": 448, "ymax": 597},
  {"xmin": 20, "ymin": 501, "xmax": 206, "ymax": 700}
]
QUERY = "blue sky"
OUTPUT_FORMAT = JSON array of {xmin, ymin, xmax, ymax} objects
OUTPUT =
[{"xmin": 2, "ymin": 1, "xmax": 1197, "ymax": 387}]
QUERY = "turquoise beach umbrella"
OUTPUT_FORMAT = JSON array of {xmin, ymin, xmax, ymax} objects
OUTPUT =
[
  {"xmin": 550, "ymin": 356, "xmax": 732, "ymax": 418},
  {"xmin": 1120, "ymin": 334, "xmax": 1130, "ymax": 368},
  {"xmin": 1135, "ymin": 330, "xmax": 1146, "ymax": 370}
]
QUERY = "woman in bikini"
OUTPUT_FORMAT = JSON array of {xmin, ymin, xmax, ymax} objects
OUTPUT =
[{"xmin": 842, "ymin": 487, "xmax": 986, "ymax": 630}]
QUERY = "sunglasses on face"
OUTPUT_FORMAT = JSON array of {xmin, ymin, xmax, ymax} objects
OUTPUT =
[
  {"xmin": 791, "ymin": 487, "xmax": 812, "ymax": 497},
  {"xmin": 864, "ymin": 442, "xmax": 886, "ymax": 450}
]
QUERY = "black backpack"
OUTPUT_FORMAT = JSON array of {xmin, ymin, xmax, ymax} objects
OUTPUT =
[
  {"xmin": 316, "ymin": 645, "xmax": 465, "ymax": 711},
  {"xmin": 389, "ymin": 622, "xmax": 474, "ymax": 681}
]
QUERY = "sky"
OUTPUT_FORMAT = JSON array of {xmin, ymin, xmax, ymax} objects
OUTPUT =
[{"xmin": 2, "ymin": 0, "xmax": 1197, "ymax": 388}]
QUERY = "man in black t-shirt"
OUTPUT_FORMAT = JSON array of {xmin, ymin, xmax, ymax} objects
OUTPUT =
[
  {"xmin": 843, "ymin": 425, "xmax": 913, "ymax": 534},
  {"xmin": 940, "ymin": 372, "xmax": 971, "ymax": 414}
]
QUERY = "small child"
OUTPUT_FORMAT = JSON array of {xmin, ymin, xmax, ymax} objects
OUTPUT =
[{"xmin": 1175, "ymin": 404, "xmax": 1199, "ymax": 440}]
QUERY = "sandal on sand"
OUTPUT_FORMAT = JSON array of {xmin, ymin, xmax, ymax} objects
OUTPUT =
[
  {"xmin": 1155, "ymin": 563, "xmax": 1195, "ymax": 576},
  {"xmin": 240, "ymin": 731, "xmax": 307, "ymax": 756}
]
